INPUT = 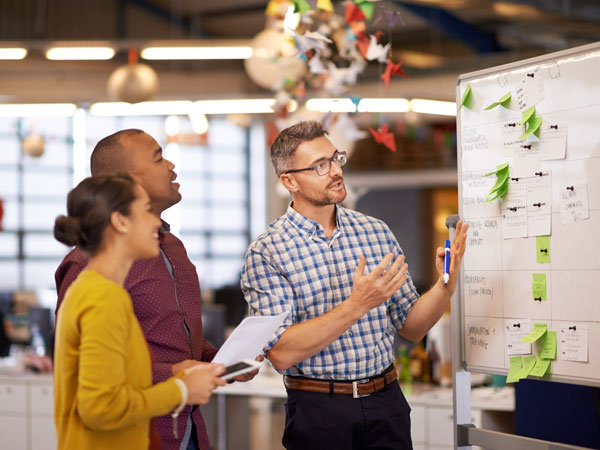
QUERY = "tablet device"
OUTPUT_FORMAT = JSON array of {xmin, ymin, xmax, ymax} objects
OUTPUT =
[{"xmin": 221, "ymin": 359, "xmax": 262, "ymax": 380}]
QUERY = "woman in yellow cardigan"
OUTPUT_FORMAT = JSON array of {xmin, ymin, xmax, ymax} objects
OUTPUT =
[{"xmin": 53, "ymin": 174, "xmax": 226, "ymax": 450}]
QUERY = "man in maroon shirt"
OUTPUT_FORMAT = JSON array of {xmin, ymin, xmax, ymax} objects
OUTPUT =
[{"xmin": 55, "ymin": 129, "xmax": 253, "ymax": 450}]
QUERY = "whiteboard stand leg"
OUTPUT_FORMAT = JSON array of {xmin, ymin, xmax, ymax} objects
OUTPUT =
[{"xmin": 447, "ymin": 214, "xmax": 473, "ymax": 450}]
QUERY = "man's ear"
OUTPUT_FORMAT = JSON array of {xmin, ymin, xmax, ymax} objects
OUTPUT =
[
  {"xmin": 109, "ymin": 211, "xmax": 129, "ymax": 234},
  {"xmin": 280, "ymin": 173, "xmax": 299, "ymax": 193}
]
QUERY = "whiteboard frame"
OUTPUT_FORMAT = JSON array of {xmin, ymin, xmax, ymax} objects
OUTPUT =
[{"xmin": 456, "ymin": 41, "xmax": 600, "ymax": 389}]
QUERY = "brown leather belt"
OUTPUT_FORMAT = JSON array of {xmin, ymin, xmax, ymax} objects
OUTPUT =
[{"xmin": 284, "ymin": 366, "xmax": 397, "ymax": 399}]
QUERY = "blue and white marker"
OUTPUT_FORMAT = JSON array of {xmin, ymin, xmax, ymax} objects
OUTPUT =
[{"xmin": 444, "ymin": 239, "xmax": 451, "ymax": 285}]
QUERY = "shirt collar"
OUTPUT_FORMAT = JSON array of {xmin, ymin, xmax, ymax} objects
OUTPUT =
[
  {"xmin": 285, "ymin": 203, "xmax": 344, "ymax": 241},
  {"xmin": 159, "ymin": 219, "xmax": 171, "ymax": 235}
]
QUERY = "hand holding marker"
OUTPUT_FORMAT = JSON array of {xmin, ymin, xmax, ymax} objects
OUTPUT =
[{"xmin": 444, "ymin": 239, "xmax": 450, "ymax": 286}]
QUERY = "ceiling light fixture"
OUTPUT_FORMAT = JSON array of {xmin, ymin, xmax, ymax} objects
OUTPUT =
[
  {"xmin": 140, "ymin": 46, "xmax": 252, "ymax": 60},
  {"xmin": 46, "ymin": 46, "xmax": 115, "ymax": 60},
  {"xmin": 0, "ymin": 48, "xmax": 27, "ymax": 60},
  {"xmin": 306, "ymin": 98, "xmax": 411, "ymax": 113},
  {"xmin": 0, "ymin": 103, "xmax": 77, "ymax": 117},
  {"xmin": 410, "ymin": 99, "xmax": 456, "ymax": 116}
]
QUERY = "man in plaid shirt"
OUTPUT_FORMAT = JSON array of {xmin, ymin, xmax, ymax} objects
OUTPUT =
[{"xmin": 241, "ymin": 121, "xmax": 468, "ymax": 450}]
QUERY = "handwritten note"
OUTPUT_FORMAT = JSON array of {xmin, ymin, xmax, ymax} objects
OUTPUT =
[
  {"xmin": 530, "ymin": 358, "xmax": 551, "ymax": 377},
  {"xmin": 515, "ymin": 70, "xmax": 545, "ymax": 111},
  {"xmin": 462, "ymin": 126, "xmax": 491, "ymax": 153},
  {"xmin": 506, "ymin": 356, "xmax": 523, "ymax": 383},
  {"xmin": 560, "ymin": 324, "xmax": 588, "ymax": 362},
  {"xmin": 512, "ymin": 145, "xmax": 541, "ymax": 178},
  {"xmin": 538, "ymin": 122, "xmax": 566, "ymax": 160},
  {"xmin": 560, "ymin": 182, "xmax": 590, "ymax": 224},
  {"xmin": 462, "ymin": 172, "xmax": 502, "ymax": 217},
  {"xmin": 536, "ymin": 236, "xmax": 550, "ymax": 264},
  {"xmin": 501, "ymin": 178, "xmax": 527, "ymax": 239},
  {"xmin": 540, "ymin": 330, "xmax": 557, "ymax": 360},
  {"xmin": 532, "ymin": 274, "xmax": 547, "ymax": 302},
  {"xmin": 463, "ymin": 218, "xmax": 503, "ymax": 271},
  {"xmin": 465, "ymin": 272, "xmax": 494, "ymax": 303},
  {"xmin": 505, "ymin": 319, "xmax": 532, "ymax": 356},
  {"xmin": 526, "ymin": 172, "xmax": 552, "ymax": 236},
  {"xmin": 465, "ymin": 318, "xmax": 504, "ymax": 368},
  {"xmin": 520, "ymin": 323, "xmax": 547, "ymax": 343},
  {"xmin": 500, "ymin": 120, "xmax": 524, "ymax": 157}
]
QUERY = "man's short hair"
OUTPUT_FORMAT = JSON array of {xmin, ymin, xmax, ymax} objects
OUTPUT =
[
  {"xmin": 270, "ymin": 121, "xmax": 328, "ymax": 176},
  {"xmin": 90, "ymin": 129, "xmax": 145, "ymax": 177}
]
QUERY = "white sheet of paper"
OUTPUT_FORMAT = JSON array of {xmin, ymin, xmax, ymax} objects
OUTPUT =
[
  {"xmin": 500, "ymin": 120, "xmax": 524, "ymax": 157},
  {"xmin": 212, "ymin": 311, "xmax": 291, "ymax": 365},
  {"xmin": 512, "ymin": 145, "xmax": 541, "ymax": 178},
  {"xmin": 515, "ymin": 70, "xmax": 545, "ymax": 111},
  {"xmin": 502, "ymin": 178, "xmax": 528, "ymax": 239},
  {"xmin": 538, "ymin": 122, "xmax": 567, "ymax": 160},
  {"xmin": 560, "ymin": 182, "xmax": 590, "ymax": 224},
  {"xmin": 526, "ymin": 172, "xmax": 552, "ymax": 236},
  {"xmin": 505, "ymin": 319, "xmax": 532, "ymax": 356},
  {"xmin": 559, "ymin": 323, "xmax": 588, "ymax": 362}
]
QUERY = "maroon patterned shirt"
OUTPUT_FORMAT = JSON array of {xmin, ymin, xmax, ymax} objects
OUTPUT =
[{"xmin": 55, "ymin": 222, "xmax": 217, "ymax": 450}]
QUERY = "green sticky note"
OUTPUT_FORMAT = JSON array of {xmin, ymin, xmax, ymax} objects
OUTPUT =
[
  {"xmin": 484, "ymin": 92, "xmax": 511, "ymax": 110},
  {"xmin": 483, "ymin": 162, "xmax": 508, "ymax": 177},
  {"xmin": 293, "ymin": 0, "xmax": 312, "ymax": 13},
  {"xmin": 530, "ymin": 358, "xmax": 551, "ymax": 377},
  {"xmin": 536, "ymin": 236, "xmax": 550, "ymax": 263},
  {"xmin": 540, "ymin": 330, "xmax": 557, "ymax": 360},
  {"xmin": 489, "ymin": 168, "xmax": 510, "ymax": 194},
  {"xmin": 357, "ymin": 1, "xmax": 375, "ymax": 20},
  {"xmin": 459, "ymin": 84, "xmax": 472, "ymax": 110},
  {"xmin": 486, "ymin": 182, "xmax": 508, "ymax": 203},
  {"xmin": 506, "ymin": 356, "xmax": 522, "ymax": 383},
  {"xmin": 521, "ymin": 323, "xmax": 547, "ymax": 343},
  {"xmin": 519, "ymin": 116, "xmax": 543, "ymax": 140},
  {"xmin": 519, "ymin": 355, "xmax": 537, "ymax": 379},
  {"xmin": 519, "ymin": 105, "xmax": 536, "ymax": 125},
  {"xmin": 532, "ymin": 273, "xmax": 547, "ymax": 301}
]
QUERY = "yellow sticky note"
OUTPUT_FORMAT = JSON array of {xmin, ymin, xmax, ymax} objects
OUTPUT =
[
  {"xmin": 532, "ymin": 273, "xmax": 547, "ymax": 301},
  {"xmin": 519, "ymin": 355, "xmax": 537, "ymax": 379},
  {"xmin": 530, "ymin": 358, "xmax": 551, "ymax": 377},
  {"xmin": 540, "ymin": 330, "xmax": 557, "ymax": 360},
  {"xmin": 317, "ymin": 0, "xmax": 333, "ymax": 12},
  {"xmin": 506, "ymin": 356, "xmax": 522, "ymax": 383},
  {"xmin": 536, "ymin": 236, "xmax": 550, "ymax": 264},
  {"xmin": 520, "ymin": 323, "xmax": 547, "ymax": 343}
]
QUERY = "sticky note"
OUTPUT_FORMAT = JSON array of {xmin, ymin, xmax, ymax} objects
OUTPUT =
[
  {"xmin": 540, "ymin": 330, "xmax": 557, "ymax": 360},
  {"xmin": 460, "ymin": 84, "xmax": 472, "ymax": 110},
  {"xmin": 536, "ymin": 236, "xmax": 550, "ymax": 263},
  {"xmin": 506, "ymin": 356, "xmax": 522, "ymax": 383},
  {"xmin": 519, "ymin": 105, "xmax": 536, "ymax": 125},
  {"xmin": 530, "ymin": 358, "xmax": 551, "ymax": 377},
  {"xmin": 532, "ymin": 273, "xmax": 547, "ymax": 301},
  {"xmin": 520, "ymin": 323, "xmax": 547, "ymax": 343},
  {"xmin": 520, "ymin": 116, "xmax": 543, "ymax": 140},
  {"xmin": 519, "ymin": 355, "xmax": 537, "ymax": 379},
  {"xmin": 484, "ymin": 92, "xmax": 511, "ymax": 110}
]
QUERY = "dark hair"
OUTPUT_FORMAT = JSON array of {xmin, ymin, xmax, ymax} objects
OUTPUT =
[
  {"xmin": 90, "ymin": 129, "xmax": 145, "ymax": 176},
  {"xmin": 270, "ymin": 121, "xmax": 328, "ymax": 176},
  {"xmin": 54, "ymin": 174, "xmax": 137, "ymax": 254}
]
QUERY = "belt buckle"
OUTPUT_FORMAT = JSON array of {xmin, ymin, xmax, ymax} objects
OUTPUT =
[{"xmin": 352, "ymin": 379, "xmax": 370, "ymax": 399}]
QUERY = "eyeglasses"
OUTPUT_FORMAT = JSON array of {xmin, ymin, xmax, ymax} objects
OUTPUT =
[{"xmin": 283, "ymin": 151, "xmax": 347, "ymax": 176}]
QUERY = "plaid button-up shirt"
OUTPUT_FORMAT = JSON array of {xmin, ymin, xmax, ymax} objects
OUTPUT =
[{"xmin": 241, "ymin": 204, "xmax": 420, "ymax": 380}]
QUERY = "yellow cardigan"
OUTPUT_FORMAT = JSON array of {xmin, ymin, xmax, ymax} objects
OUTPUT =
[{"xmin": 54, "ymin": 269, "xmax": 182, "ymax": 450}]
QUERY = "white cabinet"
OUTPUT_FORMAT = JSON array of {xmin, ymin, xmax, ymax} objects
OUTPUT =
[
  {"xmin": 411, "ymin": 404, "xmax": 426, "ymax": 446},
  {"xmin": 0, "ymin": 375, "xmax": 55, "ymax": 450}
]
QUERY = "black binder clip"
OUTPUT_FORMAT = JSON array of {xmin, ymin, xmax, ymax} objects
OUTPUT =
[
  {"xmin": 550, "ymin": 124, "xmax": 558, "ymax": 130},
  {"xmin": 506, "ymin": 122, "xmax": 517, "ymax": 127},
  {"xmin": 533, "ymin": 202, "xmax": 545, "ymax": 208},
  {"xmin": 521, "ymin": 144, "xmax": 532, "ymax": 150},
  {"xmin": 569, "ymin": 325, "xmax": 577, "ymax": 331},
  {"xmin": 513, "ymin": 323, "xmax": 521, "ymax": 328},
  {"xmin": 511, "ymin": 177, "xmax": 520, "ymax": 182},
  {"xmin": 508, "ymin": 206, "xmax": 518, "ymax": 212},
  {"xmin": 534, "ymin": 172, "xmax": 544, "ymax": 177},
  {"xmin": 534, "ymin": 297, "xmax": 542, "ymax": 302},
  {"xmin": 527, "ymin": 73, "xmax": 535, "ymax": 78},
  {"xmin": 539, "ymin": 248, "xmax": 548, "ymax": 253},
  {"xmin": 566, "ymin": 186, "xmax": 575, "ymax": 191}
]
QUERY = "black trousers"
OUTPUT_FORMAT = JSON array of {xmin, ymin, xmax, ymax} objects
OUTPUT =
[{"xmin": 282, "ymin": 380, "xmax": 413, "ymax": 450}]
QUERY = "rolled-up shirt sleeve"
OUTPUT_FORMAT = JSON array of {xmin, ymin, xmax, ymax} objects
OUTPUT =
[{"xmin": 241, "ymin": 247, "xmax": 296, "ymax": 353}]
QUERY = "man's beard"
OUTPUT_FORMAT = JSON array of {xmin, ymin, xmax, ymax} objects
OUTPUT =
[{"xmin": 305, "ymin": 182, "xmax": 347, "ymax": 207}]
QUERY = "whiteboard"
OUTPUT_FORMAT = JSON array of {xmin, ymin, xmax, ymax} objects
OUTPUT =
[{"xmin": 456, "ymin": 42, "xmax": 600, "ymax": 387}]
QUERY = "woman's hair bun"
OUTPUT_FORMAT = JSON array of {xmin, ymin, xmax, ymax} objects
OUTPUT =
[{"xmin": 53, "ymin": 215, "xmax": 87, "ymax": 248}]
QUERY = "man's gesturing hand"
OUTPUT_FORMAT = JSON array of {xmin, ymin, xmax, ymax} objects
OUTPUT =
[{"xmin": 349, "ymin": 252, "xmax": 408, "ymax": 315}]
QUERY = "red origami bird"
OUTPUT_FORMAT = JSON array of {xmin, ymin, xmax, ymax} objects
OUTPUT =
[
  {"xmin": 345, "ymin": 1, "xmax": 365, "ymax": 23},
  {"xmin": 381, "ymin": 59, "xmax": 409, "ymax": 91},
  {"xmin": 369, "ymin": 124, "xmax": 396, "ymax": 152}
]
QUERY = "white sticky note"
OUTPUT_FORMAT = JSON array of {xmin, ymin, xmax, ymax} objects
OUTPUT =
[
  {"xmin": 512, "ymin": 144, "xmax": 541, "ymax": 178},
  {"xmin": 500, "ymin": 120, "xmax": 525, "ymax": 157},
  {"xmin": 515, "ymin": 70, "xmax": 545, "ymax": 111},
  {"xmin": 559, "ymin": 323, "xmax": 588, "ymax": 363},
  {"xmin": 526, "ymin": 172, "xmax": 552, "ymax": 236},
  {"xmin": 506, "ymin": 319, "xmax": 532, "ymax": 356},
  {"xmin": 560, "ymin": 182, "xmax": 590, "ymax": 224},
  {"xmin": 538, "ymin": 122, "xmax": 567, "ymax": 160},
  {"xmin": 502, "ymin": 178, "xmax": 528, "ymax": 239}
]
